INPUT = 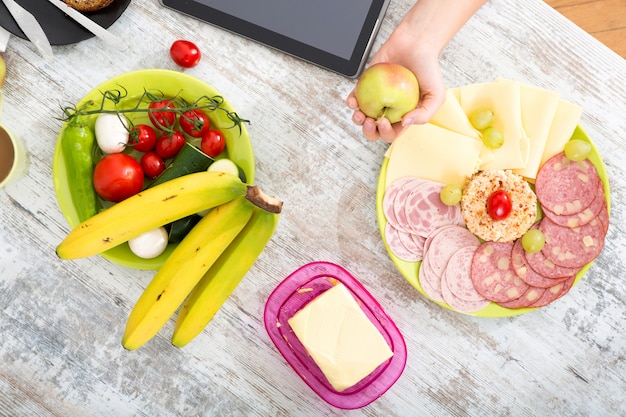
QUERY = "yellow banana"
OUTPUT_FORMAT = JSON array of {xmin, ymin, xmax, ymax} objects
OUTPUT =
[
  {"xmin": 122, "ymin": 196, "xmax": 255, "ymax": 350},
  {"xmin": 56, "ymin": 171, "xmax": 246, "ymax": 260},
  {"xmin": 172, "ymin": 207, "xmax": 280, "ymax": 347}
]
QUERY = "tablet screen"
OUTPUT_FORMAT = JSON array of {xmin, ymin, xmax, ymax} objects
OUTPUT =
[{"xmin": 160, "ymin": 0, "xmax": 389, "ymax": 77}]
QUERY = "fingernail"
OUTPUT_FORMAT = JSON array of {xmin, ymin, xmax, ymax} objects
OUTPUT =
[{"xmin": 402, "ymin": 118, "xmax": 415, "ymax": 127}]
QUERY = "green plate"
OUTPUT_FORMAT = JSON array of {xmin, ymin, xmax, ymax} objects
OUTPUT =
[
  {"xmin": 376, "ymin": 125, "xmax": 610, "ymax": 317},
  {"xmin": 53, "ymin": 69, "xmax": 255, "ymax": 270}
]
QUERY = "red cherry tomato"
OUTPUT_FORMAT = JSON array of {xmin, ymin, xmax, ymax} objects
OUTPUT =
[
  {"xmin": 129, "ymin": 124, "xmax": 157, "ymax": 152},
  {"xmin": 141, "ymin": 152, "xmax": 166, "ymax": 179},
  {"xmin": 170, "ymin": 40, "xmax": 201, "ymax": 68},
  {"xmin": 155, "ymin": 130, "xmax": 186, "ymax": 159},
  {"xmin": 200, "ymin": 129, "xmax": 226, "ymax": 158},
  {"xmin": 93, "ymin": 154, "xmax": 144, "ymax": 203},
  {"xmin": 148, "ymin": 100, "xmax": 177, "ymax": 130},
  {"xmin": 487, "ymin": 190, "xmax": 512, "ymax": 220},
  {"xmin": 179, "ymin": 109, "xmax": 210, "ymax": 138}
]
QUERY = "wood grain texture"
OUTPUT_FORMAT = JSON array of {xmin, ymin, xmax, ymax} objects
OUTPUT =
[
  {"xmin": 544, "ymin": 0, "xmax": 626, "ymax": 57},
  {"xmin": 1, "ymin": 0, "xmax": 625, "ymax": 416}
]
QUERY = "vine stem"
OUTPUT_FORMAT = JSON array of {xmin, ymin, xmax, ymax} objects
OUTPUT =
[{"xmin": 60, "ymin": 86, "xmax": 250, "ymax": 136}]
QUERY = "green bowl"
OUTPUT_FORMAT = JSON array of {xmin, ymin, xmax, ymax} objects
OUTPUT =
[
  {"xmin": 376, "ymin": 125, "xmax": 610, "ymax": 318},
  {"xmin": 53, "ymin": 69, "xmax": 255, "ymax": 270}
]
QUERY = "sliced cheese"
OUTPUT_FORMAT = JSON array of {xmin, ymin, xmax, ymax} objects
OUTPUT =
[
  {"xmin": 430, "ymin": 89, "xmax": 480, "ymax": 139},
  {"xmin": 512, "ymin": 82, "xmax": 560, "ymax": 180},
  {"xmin": 540, "ymin": 99, "xmax": 583, "ymax": 167},
  {"xmin": 287, "ymin": 283, "xmax": 393, "ymax": 392},
  {"xmin": 458, "ymin": 80, "xmax": 529, "ymax": 171},
  {"xmin": 385, "ymin": 123, "xmax": 482, "ymax": 189}
]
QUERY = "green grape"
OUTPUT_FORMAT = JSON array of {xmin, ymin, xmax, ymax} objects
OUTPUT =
[
  {"xmin": 440, "ymin": 184, "xmax": 462, "ymax": 206},
  {"xmin": 469, "ymin": 108, "xmax": 494, "ymax": 130},
  {"xmin": 482, "ymin": 127, "xmax": 504, "ymax": 150},
  {"xmin": 564, "ymin": 139, "xmax": 591, "ymax": 161},
  {"xmin": 521, "ymin": 229, "xmax": 546, "ymax": 253}
]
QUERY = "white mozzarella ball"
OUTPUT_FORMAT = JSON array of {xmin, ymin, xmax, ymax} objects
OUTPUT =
[
  {"xmin": 95, "ymin": 113, "xmax": 130, "ymax": 154},
  {"xmin": 128, "ymin": 227, "xmax": 169, "ymax": 259}
]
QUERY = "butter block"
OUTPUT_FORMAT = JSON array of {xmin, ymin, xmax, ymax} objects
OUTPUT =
[{"xmin": 287, "ymin": 283, "xmax": 393, "ymax": 392}]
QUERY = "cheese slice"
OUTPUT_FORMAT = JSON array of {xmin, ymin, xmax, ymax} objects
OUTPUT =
[
  {"xmin": 385, "ymin": 123, "xmax": 482, "ymax": 188},
  {"xmin": 540, "ymin": 99, "xmax": 583, "ymax": 167},
  {"xmin": 512, "ymin": 82, "xmax": 560, "ymax": 180},
  {"xmin": 287, "ymin": 283, "xmax": 393, "ymax": 392},
  {"xmin": 458, "ymin": 80, "xmax": 529, "ymax": 171},
  {"xmin": 430, "ymin": 89, "xmax": 480, "ymax": 139}
]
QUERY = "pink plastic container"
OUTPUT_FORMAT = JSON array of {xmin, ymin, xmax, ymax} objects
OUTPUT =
[{"xmin": 264, "ymin": 261, "xmax": 407, "ymax": 409}]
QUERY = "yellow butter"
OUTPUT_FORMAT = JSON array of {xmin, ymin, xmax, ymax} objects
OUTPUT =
[{"xmin": 287, "ymin": 283, "xmax": 393, "ymax": 392}]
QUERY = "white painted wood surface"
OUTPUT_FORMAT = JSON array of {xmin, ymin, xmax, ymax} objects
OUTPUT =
[{"xmin": 1, "ymin": 0, "xmax": 625, "ymax": 415}]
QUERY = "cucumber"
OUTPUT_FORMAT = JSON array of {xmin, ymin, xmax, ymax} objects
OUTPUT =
[
  {"xmin": 208, "ymin": 158, "xmax": 247, "ymax": 183},
  {"xmin": 61, "ymin": 117, "xmax": 98, "ymax": 222},
  {"xmin": 149, "ymin": 142, "xmax": 213, "ymax": 188},
  {"xmin": 168, "ymin": 215, "xmax": 202, "ymax": 243}
]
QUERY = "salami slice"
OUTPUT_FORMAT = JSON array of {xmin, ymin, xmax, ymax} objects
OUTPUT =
[
  {"xmin": 443, "ymin": 246, "xmax": 485, "ymax": 302},
  {"xmin": 497, "ymin": 286, "xmax": 545, "ymax": 309},
  {"xmin": 511, "ymin": 239, "xmax": 571, "ymax": 288},
  {"xmin": 542, "ymin": 181, "xmax": 605, "ymax": 228},
  {"xmin": 441, "ymin": 276, "xmax": 490, "ymax": 313},
  {"xmin": 404, "ymin": 181, "xmax": 463, "ymax": 238},
  {"xmin": 540, "ymin": 215, "xmax": 606, "ymax": 269},
  {"xmin": 524, "ymin": 244, "xmax": 581, "ymax": 279},
  {"xmin": 535, "ymin": 153, "xmax": 600, "ymax": 216},
  {"xmin": 384, "ymin": 222, "xmax": 422, "ymax": 262},
  {"xmin": 528, "ymin": 277, "xmax": 573, "ymax": 308},
  {"xmin": 470, "ymin": 242, "xmax": 529, "ymax": 303}
]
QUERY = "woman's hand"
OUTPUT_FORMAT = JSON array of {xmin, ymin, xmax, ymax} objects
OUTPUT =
[
  {"xmin": 346, "ymin": 0, "xmax": 487, "ymax": 143},
  {"xmin": 346, "ymin": 43, "xmax": 445, "ymax": 143}
]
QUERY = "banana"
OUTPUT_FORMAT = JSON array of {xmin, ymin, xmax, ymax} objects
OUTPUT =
[
  {"xmin": 172, "ymin": 207, "xmax": 280, "ymax": 347},
  {"xmin": 56, "ymin": 171, "xmax": 246, "ymax": 260},
  {"xmin": 122, "ymin": 196, "xmax": 255, "ymax": 350}
]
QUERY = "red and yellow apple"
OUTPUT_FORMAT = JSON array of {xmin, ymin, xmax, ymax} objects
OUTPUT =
[{"xmin": 354, "ymin": 62, "xmax": 420, "ymax": 124}]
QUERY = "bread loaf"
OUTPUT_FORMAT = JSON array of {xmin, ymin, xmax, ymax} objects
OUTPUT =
[{"xmin": 64, "ymin": 0, "xmax": 114, "ymax": 12}]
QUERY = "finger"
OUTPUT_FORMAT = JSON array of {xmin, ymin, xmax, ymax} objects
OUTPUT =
[
  {"xmin": 345, "ymin": 88, "xmax": 358, "ymax": 108},
  {"xmin": 377, "ymin": 118, "xmax": 397, "ymax": 143},
  {"xmin": 362, "ymin": 118, "xmax": 381, "ymax": 142},
  {"xmin": 352, "ymin": 110, "xmax": 366, "ymax": 126},
  {"xmin": 346, "ymin": 95, "xmax": 359, "ymax": 110}
]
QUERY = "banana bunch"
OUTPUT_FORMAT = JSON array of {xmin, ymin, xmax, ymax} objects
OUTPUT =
[
  {"xmin": 57, "ymin": 171, "xmax": 249, "ymax": 259},
  {"xmin": 172, "ymin": 206, "xmax": 279, "ymax": 347},
  {"xmin": 56, "ymin": 171, "xmax": 282, "ymax": 350}
]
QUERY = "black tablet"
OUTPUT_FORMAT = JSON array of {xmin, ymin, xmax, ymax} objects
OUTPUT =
[{"xmin": 159, "ymin": 0, "xmax": 390, "ymax": 78}]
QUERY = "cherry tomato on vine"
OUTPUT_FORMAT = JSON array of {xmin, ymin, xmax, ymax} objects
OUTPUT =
[
  {"xmin": 200, "ymin": 129, "xmax": 226, "ymax": 157},
  {"xmin": 93, "ymin": 153, "xmax": 144, "ymax": 203},
  {"xmin": 170, "ymin": 40, "xmax": 201, "ymax": 68},
  {"xmin": 129, "ymin": 124, "xmax": 157, "ymax": 152},
  {"xmin": 141, "ymin": 152, "xmax": 166, "ymax": 179},
  {"xmin": 155, "ymin": 130, "xmax": 186, "ymax": 159},
  {"xmin": 487, "ymin": 190, "xmax": 512, "ymax": 220},
  {"xmin": 180, "ymin": 109, "xmax": 210, "ymax": 138},
  {"xmin": 148, "ymin": 100, "xmax": 177, "ymax": 130}
]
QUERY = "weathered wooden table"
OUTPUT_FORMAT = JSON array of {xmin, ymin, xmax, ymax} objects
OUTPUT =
[{"xmin": 1, "ymin": 0, "xmax": 625, "ymax": 415}]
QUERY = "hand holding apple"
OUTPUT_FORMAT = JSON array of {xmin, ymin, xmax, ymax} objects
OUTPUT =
[{"xmin": 354, "ymin": 62, "xmax": 420, "ymax": 124}]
